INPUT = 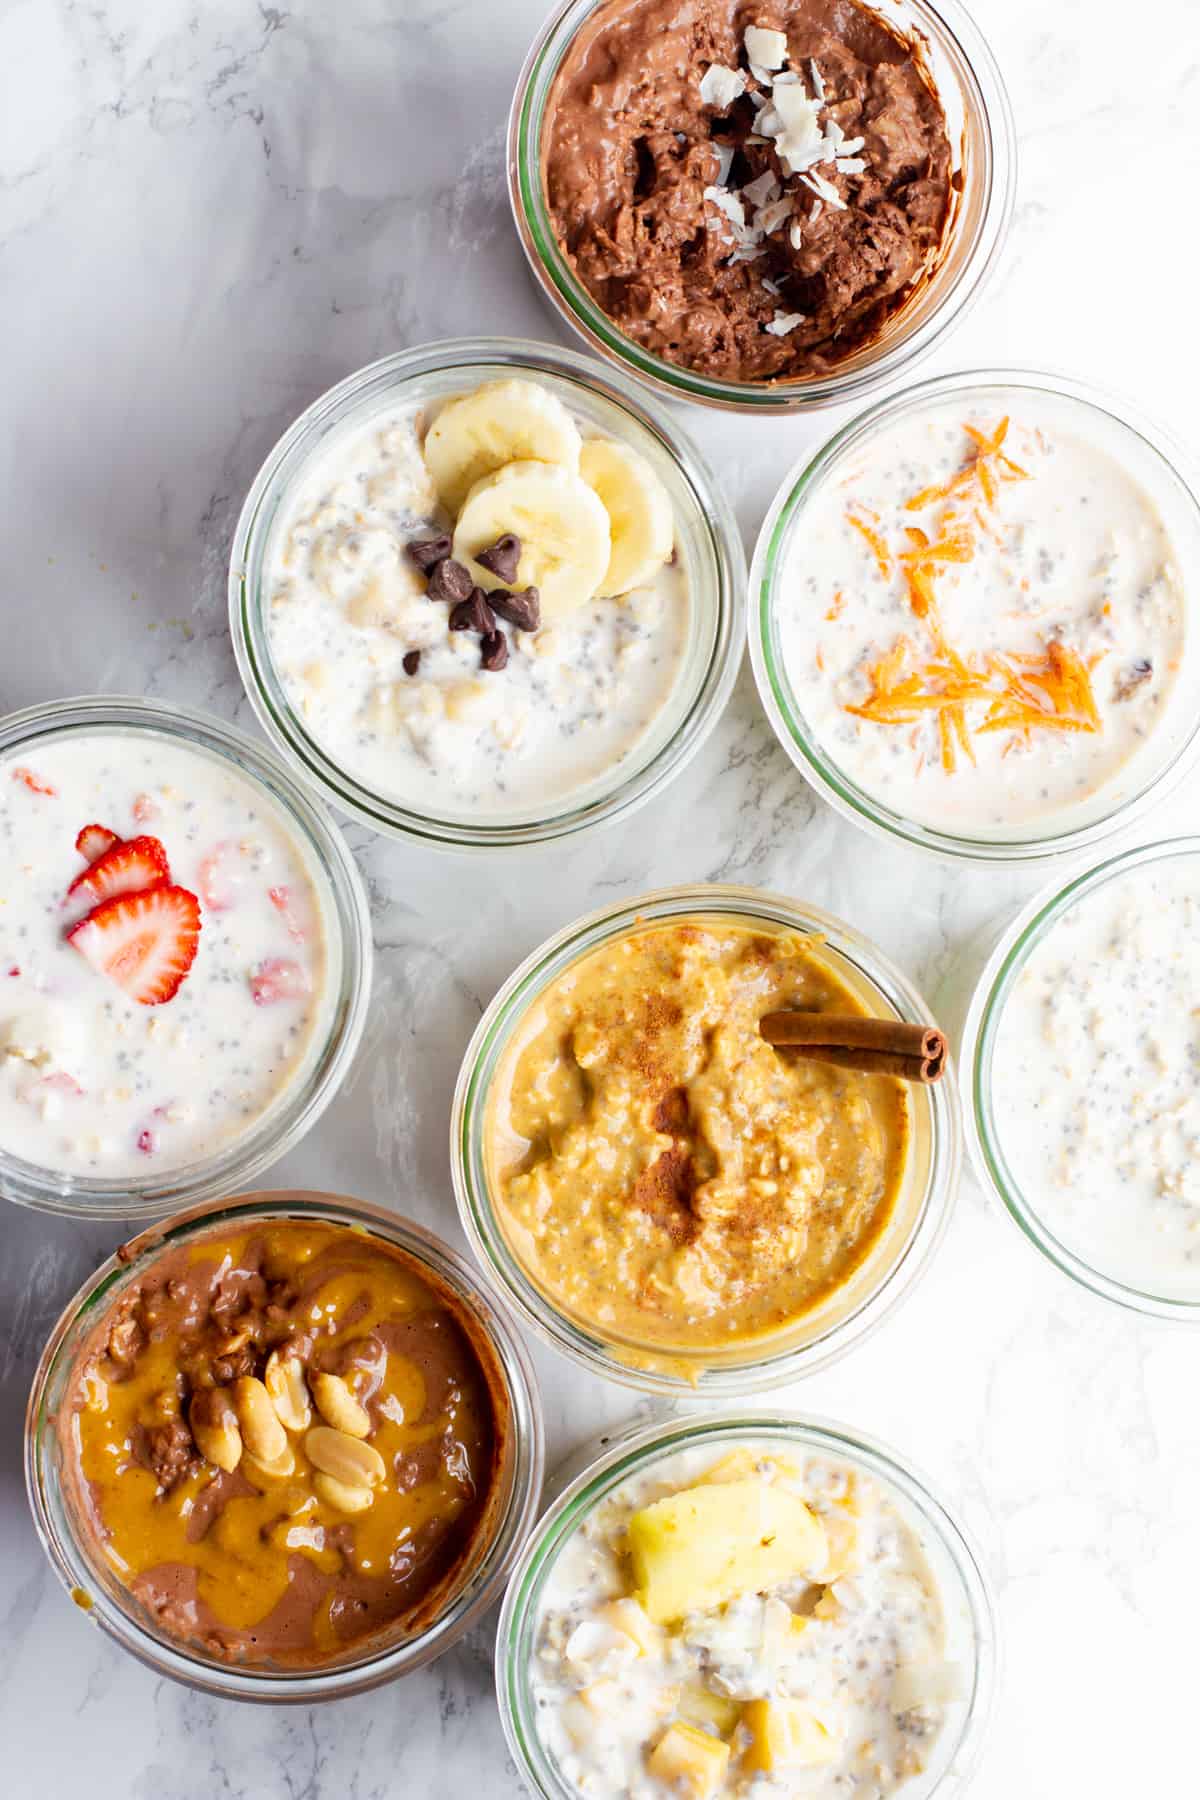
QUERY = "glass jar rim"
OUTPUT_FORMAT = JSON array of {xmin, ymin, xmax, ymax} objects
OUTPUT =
[
  {"xmin": 749, "ymin": 365, "xmax": 1200, "ymax": 866},
  {"xmin": 962, "ymin": 835, "xmax": 1200, "ymax": 1318},
  {"xmin": 496, "ymin": 1406, "xmax": 998, "ymax": 1800},
  {"xmin": 229, "ymin": 335, "xmax": 746, "ymax": 850},
  {"xmin": 451, "ymin": 881, "xmax": 962, "ymax": 1393},
  {"xmin": 24, "ymin": 1187, "xmax": 545, "ymax": 1702},
  {"xmin": 0, "ymin": 695, "xmax": 372, "ymax": 1219},
  {"xmin": 507, "ymin": 0, "xmax": 1016, "ymax": 414}
]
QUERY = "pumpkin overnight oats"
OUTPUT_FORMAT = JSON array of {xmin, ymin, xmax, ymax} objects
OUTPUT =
[{"xmin": 483, "ymin": 918, "xmax": 910, "ymax": 1354}]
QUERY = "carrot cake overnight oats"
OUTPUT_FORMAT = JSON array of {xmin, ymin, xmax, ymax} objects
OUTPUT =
[
  {"xmin": 773, "ymin": 381, "xmax": 1192, "ymax": 839},
  {"xmin": 263, "ymin": 372, "xmax": 688, "ymax": 816},
  {"xmin": 526, "ymin": 1436, "xmax": 958, "ymax": 1798},
  {"xmin": 57, "ymin": 1218, "xmax": 506, "ymax": 1668},
  {"xmin": 985, "ymin": 844, "xmax": 1200, "ymax": 1303},
  {"xmin": 0, "ymin": 732, "xmax": 332, "ymax": 1181},
  {"xmin": 484, "ymin": 919, "xmax": 910, "ymax": 1352}
]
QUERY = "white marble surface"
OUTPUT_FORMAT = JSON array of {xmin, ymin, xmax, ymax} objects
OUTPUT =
[{"xmin": 2, "ymin": 0, "xmax": 1198, "ymax": 1793}]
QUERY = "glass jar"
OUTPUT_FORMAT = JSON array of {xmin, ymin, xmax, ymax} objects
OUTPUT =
[
  {"xmin": 24, "ymin": 1189, "xmax": 545, "ymax": 1701},
  {"xmin": 452, "ymin": 883, "xmax": 960, "ymax": 1392},
  {"xmin": 508, "ymin": 0, "xmax": 1014, "ymax": 413},
  {"xmin": 496, "ymin": 1408, "xmax": 997, "ymax": 1798},
  {"xmin": 0, "ymin": 697, "xmax": 372, "ymax": 1220},
  {"xmin": 961, "ymin": 836, "xmax": 1200, "ymax": 1319},
  {"xmin": 229, "ymin": 337, "xmax": 745, "ymax": 848},
  {"xmin": 749, "ymin": 369, "xmax": 1200, "ymax": 864}
]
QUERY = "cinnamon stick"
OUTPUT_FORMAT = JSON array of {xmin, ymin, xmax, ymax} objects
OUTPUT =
[{"xmin": 759, "ymin": 1012, "xmax": 947, "ymax": 1084}]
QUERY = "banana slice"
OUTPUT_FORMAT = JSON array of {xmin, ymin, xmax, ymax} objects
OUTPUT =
[
  {"xmin": 453, "ymin": 461, "xmax": 611, "ymax": 622},
  {"xmin": 424, "ymin": 379, "xmax": 582, "ymax": 514},
  {"xmin": 580, "ymin": 438, "xmax": 676, "ymax": 598}
]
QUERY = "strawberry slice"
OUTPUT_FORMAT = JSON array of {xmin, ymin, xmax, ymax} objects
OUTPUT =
[
  {"xmin": 67, "ymin": 834, "xmax": 171, "ymax": 907},
  {"xmin": 75, "ymin": 824, "xmax": 121, "ymax": 863},
  {"xmin": 249, "ymin": 956, "xmax": 310, "ymax": 1005},
  {"xmin": 67, "ymin": 885, "xmax": 201, "ymax": 1006}
]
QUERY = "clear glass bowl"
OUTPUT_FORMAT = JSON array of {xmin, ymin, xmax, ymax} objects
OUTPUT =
[
  {"xmin": 508, "ymin": 0, "xmax": 1014, "ymax": 414},
  {"xmin": 961, "ymin": 836, "xmax": 1200, "ymax": 1320},
  {"xmin": 229, "ymin": 337, "xmax": 745, "ymax": 848},
  {"xmin": 452, "ymin": 883, "xmax": 961, "ymax": 1393},
  {"xmin": 0, "ymin": 697, "xmax": 372, "ymax": 1220},
  {"xmin": 24, "ymin": 1189, "xmax": 545, "ymax": 1702},
  {"xmin": 749, "ymin": 368, "xmax": 1200, "ymax": 864},
  {"xmin": 496, "ymin": 1409, "xmax": 997, "ymax": 1798}
]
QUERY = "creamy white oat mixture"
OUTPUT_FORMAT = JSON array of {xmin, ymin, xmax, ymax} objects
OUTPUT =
[
  {"xmin": 993, "ymin": 853, "xmax": 1200, "ymax": 1297},
  {"xmin": 779, "ymin": 399, "xmax": 1186, "ymax": 833},
  {"xmin": 0, "ymin": 735, "xmax": 329, "ymax": 1178},
  {"xmin": 264, "ymin": 405, "xmax": 689, "ymax": 816},
  {"xmin": 532, "ymin": 1440, "xmax": 954, "ymax": 1799}
]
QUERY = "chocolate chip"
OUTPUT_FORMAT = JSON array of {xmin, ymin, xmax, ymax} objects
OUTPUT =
[
  {"xmin": 480, "ymin": 629, "xmax": 509, "ymax": 672},
  {"xmin": 405, "ymin": 534, "xmax": 453, "ymax": 573},
  {"xmin": 475, "ymin": 533, "xmax": 522, "ymax": 585},
  {"xmin": 489, "ymin": 586, "xmax": 541, "ymax": 632},
  {"xmin": 448, "ymin": 587, "xmax": 497, "ymax": 635},
  {"xmin": 402, "ymin": 649, "xmax": 421, "ymax": 676},
  {"xmin": 425, "ymin": 558, "xmax": 474, "ymax": 604}
]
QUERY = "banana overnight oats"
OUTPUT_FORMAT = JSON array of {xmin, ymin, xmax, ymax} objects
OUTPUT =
[
  {"xmin": 770, "ymin": 380, "xmax": 1193, "ymax": 840},
  {"xmin": 483, "ymin": 918, "xmax": 910, "ymax": 1354},
  {"xmin": 262, "ymin": 373, "xmax": 689, "ymax": 817},
  {"xmin": 526, "ymin": 1437, "xmax": 958, "ymax": 1799},
  {"xmin": 57, "ymin": 1217, "xmax": 507, "ymax": 1668}
]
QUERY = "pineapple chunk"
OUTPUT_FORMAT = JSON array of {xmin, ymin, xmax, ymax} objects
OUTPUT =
[
  {"xmin": 741, "ymin": 1699, "xmax": 840, "ymax": 1772},
  {"xmin": 628, "ymin": 1481, "xmax": 827, "ymax": 1624},
  {"xmin": 648, "ymin": 1722, "xmax": 731, "ymax": 1798},
  {"xmin": 601, "ymin": 1596, "xmax": 662, "ymax": 1657},
  {"xmin": 677, "ymin": 1686, "xmax": 741, "ymax": 1736}
]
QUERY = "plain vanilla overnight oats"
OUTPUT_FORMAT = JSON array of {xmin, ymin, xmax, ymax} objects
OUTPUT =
[
  {"xmin": 967, "ymin": 840, "xmax": 1200, "ymax": 1312},
  {"xmin": 752, "ymin": 372, "xmax": 1200, "ymax": 859},
  {"xmin": 497, "ymin": 1415, "xmax": 994, "ymax": 1800},
  {"xmin": 454, "ymin": 886, "xmax": 960, "ymax": 1391},
  {"xmin": 0, "ymin": 700, "xmax": 370, "ymax": 1216},
  {"xmin": 232, "ymin": 340, "xmax": 743, "ymax": 847}
]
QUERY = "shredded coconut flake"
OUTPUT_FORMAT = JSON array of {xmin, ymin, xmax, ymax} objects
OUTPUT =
[
  {"xmin": 799, "ymin": 169, "xmax": 846, "ymax": 210},
  {"xmin": 745, "ymin": 25, "xmax": 789, "ymax": 70},
  {"xmin": 756, "ymin": 196, "xmax": 795, "ymax": 234},
  {"xmin": 788, "ymin": 220, "xmax": 804, "ymax": 249},
  {"xmin": 713, "ymin": 142, "xmax": 736, "ymax": 186},
  {"xmin": 835, "ymin": 157, "xmax": 866, "ymax": 174},
  {"xmin": 761, "ymin": 275, "xmax": 782, "ymax": 295},
  {"xmin": 765, "ymin": 309, "xmax": 806, "ymax": 335},
  {"xmin": 809, "ymin": 200, "xmax": 823, "ymax": 222},
  {"xmin": 809, "ymin": 57, "xmax": 826, "ymax": 101},
  {"xmin": 747, "ymin": 61, "xmax": 776, "ymax": 88},
  {"xmin": 703, "ymin": 185, "xmax": 747, "ymax": 229},
  {"xmin": 742, "ymin": 171, "xmax": 781, "ymax": 208},
  {"xmin": 699, "ymin": 63, "xmax": 746, "ymax": 110}
]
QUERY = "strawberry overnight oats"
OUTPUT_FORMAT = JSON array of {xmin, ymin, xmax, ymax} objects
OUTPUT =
[{"xmin": 0, "ymin": 730, "xmax": 335, "ymax": 1182}]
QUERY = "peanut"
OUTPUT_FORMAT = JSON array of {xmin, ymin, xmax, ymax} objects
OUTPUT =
[
  {"xmin": 241, "ymin": 1442, "xmax": 296, "ymax": 1485},
  {"xmin": 310, "ymin": 1371, "xmax": 371, "ymax": 1439},
  {"xmin": 188, "ymin": 1388, "xmax": 242, "ymax": 1473},
  {"xmin": 314, "ymin": 1472, "xmax": 375, "ymax": 1515},
  {"xmin": 264, "ymin": 1351, "xmax": 312, "ymax": 1433},
  {"xmin": 305, "ymin": 1425, "xmax": 385, "ymax": 1489},
  {"xmin": 232, "ymin": 1375, "xmax": 287, "ymax": 1464}
]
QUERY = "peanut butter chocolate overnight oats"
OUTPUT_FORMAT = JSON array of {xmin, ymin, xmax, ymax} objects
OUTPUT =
[
  {"xmin": 484, "ymin": 920, "xmax": 909, "ymax": 1351},
  {"xmin": 541, "ymin": 0, "xmax": 953, "ymax": 382},
  {"xmin": 59, "ymin": 1219, "xmax": 505, "ymax": 1667}
]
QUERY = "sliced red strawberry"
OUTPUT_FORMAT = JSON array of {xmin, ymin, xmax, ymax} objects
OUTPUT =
[
  {"xmin": 75, "ymin": 823, "xmax": 121, "ymax": 863},
  {"xmin": 132, "ymin": 793, "xmax": 159, "ymax": 824},
  {"xmin": 67, "ymin": 885, "xmax": 201, "ymax": 1006},
  {"xmin": 67, "ymin": 834, "xmax": 171, "ymax": 907},
  {"xmin": 197, "ymin": 842, "xmax": 245, "ymax": 913},
  {"xmin": 268, "ymin": 885, "xmax": 306, "ymax": 941},
  {"xmin": 12, "ymin": 767, "xmax": 56, "ymax": 797},
  {"xmin": 249, "ymin": 956, "xmax": 310, "ymax": 1005}
]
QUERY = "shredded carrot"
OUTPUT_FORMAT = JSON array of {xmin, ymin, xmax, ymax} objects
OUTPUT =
[{"xmin": 846, "ymin": 509, "xmax": 892, "ymax": 578}]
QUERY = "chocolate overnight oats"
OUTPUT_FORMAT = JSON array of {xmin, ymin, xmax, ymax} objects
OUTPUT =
[
  {"xmin": 541, "ymin": 0, "xmax": 954, "ymax": 383},
  {"xmin": 59, "ymin": 1220, "xmax": 506, "ymax": 1667},
  {"xmin": 484, "ymin": 919, "xmax": 910, "ymax": 1351}
]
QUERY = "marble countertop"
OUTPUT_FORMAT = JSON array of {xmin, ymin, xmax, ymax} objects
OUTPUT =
[{"xmin": 3, "ymin": 0, "xmax": 1198, "ymax": 1794}]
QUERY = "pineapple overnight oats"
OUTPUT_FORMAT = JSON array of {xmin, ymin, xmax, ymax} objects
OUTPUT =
[
  {"xmin": 483, "ymin": 918, "xmax": 909, "ymax": 1355},
  {"xmin": 263, "ymin": 374, "xmax": 689, "ymax": 816},
  {"xmin": 529, "ymin": 1438, "xmax": 955, "ymax": 1799},
  {"xmin": 774, "ymin": 383, "xmax": 1189, "ymax": 836}
]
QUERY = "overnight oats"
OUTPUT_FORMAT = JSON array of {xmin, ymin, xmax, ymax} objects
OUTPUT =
[
  {"xmin": 232, "ymin": 342, "xmax": 743, "ymax": 846},
  {"xmin": 0, "ymin": 701, "xmax": 369, "ymax": 1215},
  {"xmin": 753, "ymin": 373, "xmax": 1200, "ymax": 858},
  {"xmin": 969, "ymin": 840, "xmax": 1200, "ymax": 1311},
  {"xmin": 27, "ymin": 1197, "xmax": 544, "ymax": 1698},
  {"xmin": 497, "ymin": 1415, "xmax": 995, "ymax": 1800},
  {"xmin": 456, "ymin": 887, "xmax": 960, "ymax": 1389}
]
